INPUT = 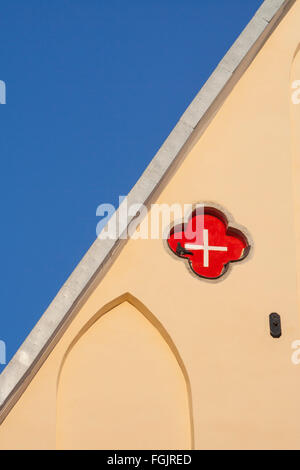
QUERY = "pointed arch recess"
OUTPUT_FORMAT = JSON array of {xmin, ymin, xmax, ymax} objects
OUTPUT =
[
  {"xmin": 56, "ymin": 293, "xmax": 194, "ymax": 449},
  {"xmin": 290, "ymin": 44, "xmax": 300, "ymax": 314}
]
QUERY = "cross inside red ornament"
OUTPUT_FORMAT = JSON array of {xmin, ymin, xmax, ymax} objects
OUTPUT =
[{"xmin": 167, "ymin": 206, "xmax": 250, "ymax": 279}]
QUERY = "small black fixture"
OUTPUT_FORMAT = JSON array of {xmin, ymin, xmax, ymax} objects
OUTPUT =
[
  {"xmin": 176, "ymin": 242, "xmax": 193, "ymax": 257},
  {"xmin": 269, "ymin": 313, "xmax": 281, "ymax": 338}
]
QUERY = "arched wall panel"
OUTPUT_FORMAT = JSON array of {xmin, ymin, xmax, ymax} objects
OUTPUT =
[{"xmin": 56, "ymin": 296, "xmax": 193, "ymax": 450}]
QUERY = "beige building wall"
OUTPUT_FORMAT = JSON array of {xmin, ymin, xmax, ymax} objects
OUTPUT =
[{"xmin": 1, "ymin": 1, "xmax": 300, "ymax": 450}]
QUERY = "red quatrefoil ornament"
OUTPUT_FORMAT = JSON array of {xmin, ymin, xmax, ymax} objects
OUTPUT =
[{"xmin": 167, "ymin": 205, "xmax": 250, "ymax": 280}]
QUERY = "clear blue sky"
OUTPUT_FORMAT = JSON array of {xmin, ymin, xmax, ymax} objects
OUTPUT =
[{"xmin": 0, "ymin": 0, "xmax": 263, "ymax": 372}]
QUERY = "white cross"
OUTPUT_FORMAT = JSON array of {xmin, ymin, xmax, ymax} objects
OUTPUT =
[{"xmin": 185, "ymin": 229, "xmax": 228, "ymax": 268}]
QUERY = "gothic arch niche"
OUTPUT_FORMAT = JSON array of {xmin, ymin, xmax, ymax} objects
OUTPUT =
[
  {"xmin": 56, "ymin": 294, "xmax": 193, "ymax": 450},
  {"xmin": 290, "ymin": 44, "xmax": 300, "ymax": 308}
]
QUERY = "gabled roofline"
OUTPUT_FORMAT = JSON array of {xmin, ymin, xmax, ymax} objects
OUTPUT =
[{"xmin": 0, "ymin": 0, "xmax": 296, "ymax": 423}]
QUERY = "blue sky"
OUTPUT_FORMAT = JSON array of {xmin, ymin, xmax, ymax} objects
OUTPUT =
[{"xmin": 0, "ymin": 0, "xmax": 263, "ymax": 371}]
